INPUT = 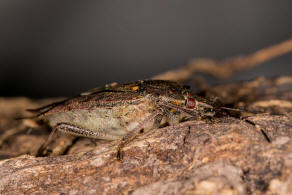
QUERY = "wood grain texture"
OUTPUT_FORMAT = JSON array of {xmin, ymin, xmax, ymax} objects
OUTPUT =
[{"xmin": 1, "ymin": 76, "xmax": 292, "ymax": 194}]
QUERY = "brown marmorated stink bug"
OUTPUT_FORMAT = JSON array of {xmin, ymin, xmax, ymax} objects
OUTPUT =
[{"xmin": 27, "ymin": 80, "xmax": 269, "ymax": 160}]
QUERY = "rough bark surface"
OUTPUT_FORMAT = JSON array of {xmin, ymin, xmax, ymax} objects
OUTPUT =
[{"xmin": 1, "ymin": 76, "xmax": 292, "ymax": 194}]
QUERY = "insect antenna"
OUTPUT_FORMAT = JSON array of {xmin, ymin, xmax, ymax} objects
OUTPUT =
[
  {"xmin": 219, "ymin": 106, "xmax": 271, "ymax": 143},
  {"xmin": 244, "ymin": 119, "xmax": 271, "ymax": 142}
]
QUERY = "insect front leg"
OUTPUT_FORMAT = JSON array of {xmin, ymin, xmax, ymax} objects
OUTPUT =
[{"xmin": 117, "ymin": 109, "xmax": 164, "ymax": 161}]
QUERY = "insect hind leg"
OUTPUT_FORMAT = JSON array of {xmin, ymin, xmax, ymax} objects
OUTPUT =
[
  {"xmin": 36, "ymin": 123, "xmax": 97, "ymax": 157},
  {"xmin": 36, "ymin": 125, "xmax": 58, "ymax": 157}
]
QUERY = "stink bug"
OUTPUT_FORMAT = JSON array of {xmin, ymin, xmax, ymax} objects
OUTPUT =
[{"xmin": 27, "ymin": 80, "xmax": 268, "ymax": 160}]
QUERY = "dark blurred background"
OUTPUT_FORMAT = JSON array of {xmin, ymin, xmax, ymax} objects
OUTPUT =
[{"xmin": 1, "ymin": 1, "xmax": 292, "ymax": 98}]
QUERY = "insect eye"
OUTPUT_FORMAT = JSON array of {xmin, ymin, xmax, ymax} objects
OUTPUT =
[{"xmin": 186, "ymin": 97, "xmax": 196, "ymax": 109}]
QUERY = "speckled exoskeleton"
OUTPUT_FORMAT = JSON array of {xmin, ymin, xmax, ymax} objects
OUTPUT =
[{"xmin": 27, "ymin": 80, "xmax": 237, "ymax": 159}]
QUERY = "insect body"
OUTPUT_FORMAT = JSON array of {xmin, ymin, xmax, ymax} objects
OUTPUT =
[{"xmin": 29, "ymin": 80, "xmax": 218, "ymax": 159}]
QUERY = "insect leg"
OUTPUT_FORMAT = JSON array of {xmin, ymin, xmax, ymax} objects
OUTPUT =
[
  {"xmin": 37, "ymin": 123, "xmax": 124, "ymax": 156},
  {"xmin": 37, "ymin": 123, "xmax": 98, "ymax": 156},
  {"xmin": 37, "ymin": 126, "xmax": 58, "ymax": 156},
  {"xmin": 117, "ymin": 109, "xmax": 163, "ymax": 160}
]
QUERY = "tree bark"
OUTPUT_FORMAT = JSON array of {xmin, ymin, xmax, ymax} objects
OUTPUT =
[{"xmin": 1, "ymin": 76, "xmax": 292, "ymax": 194}]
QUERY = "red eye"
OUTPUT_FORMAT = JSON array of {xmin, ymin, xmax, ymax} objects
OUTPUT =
[{"xmin": 186, "ymin": 97, "xmax": 196, "ymax": 109}]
